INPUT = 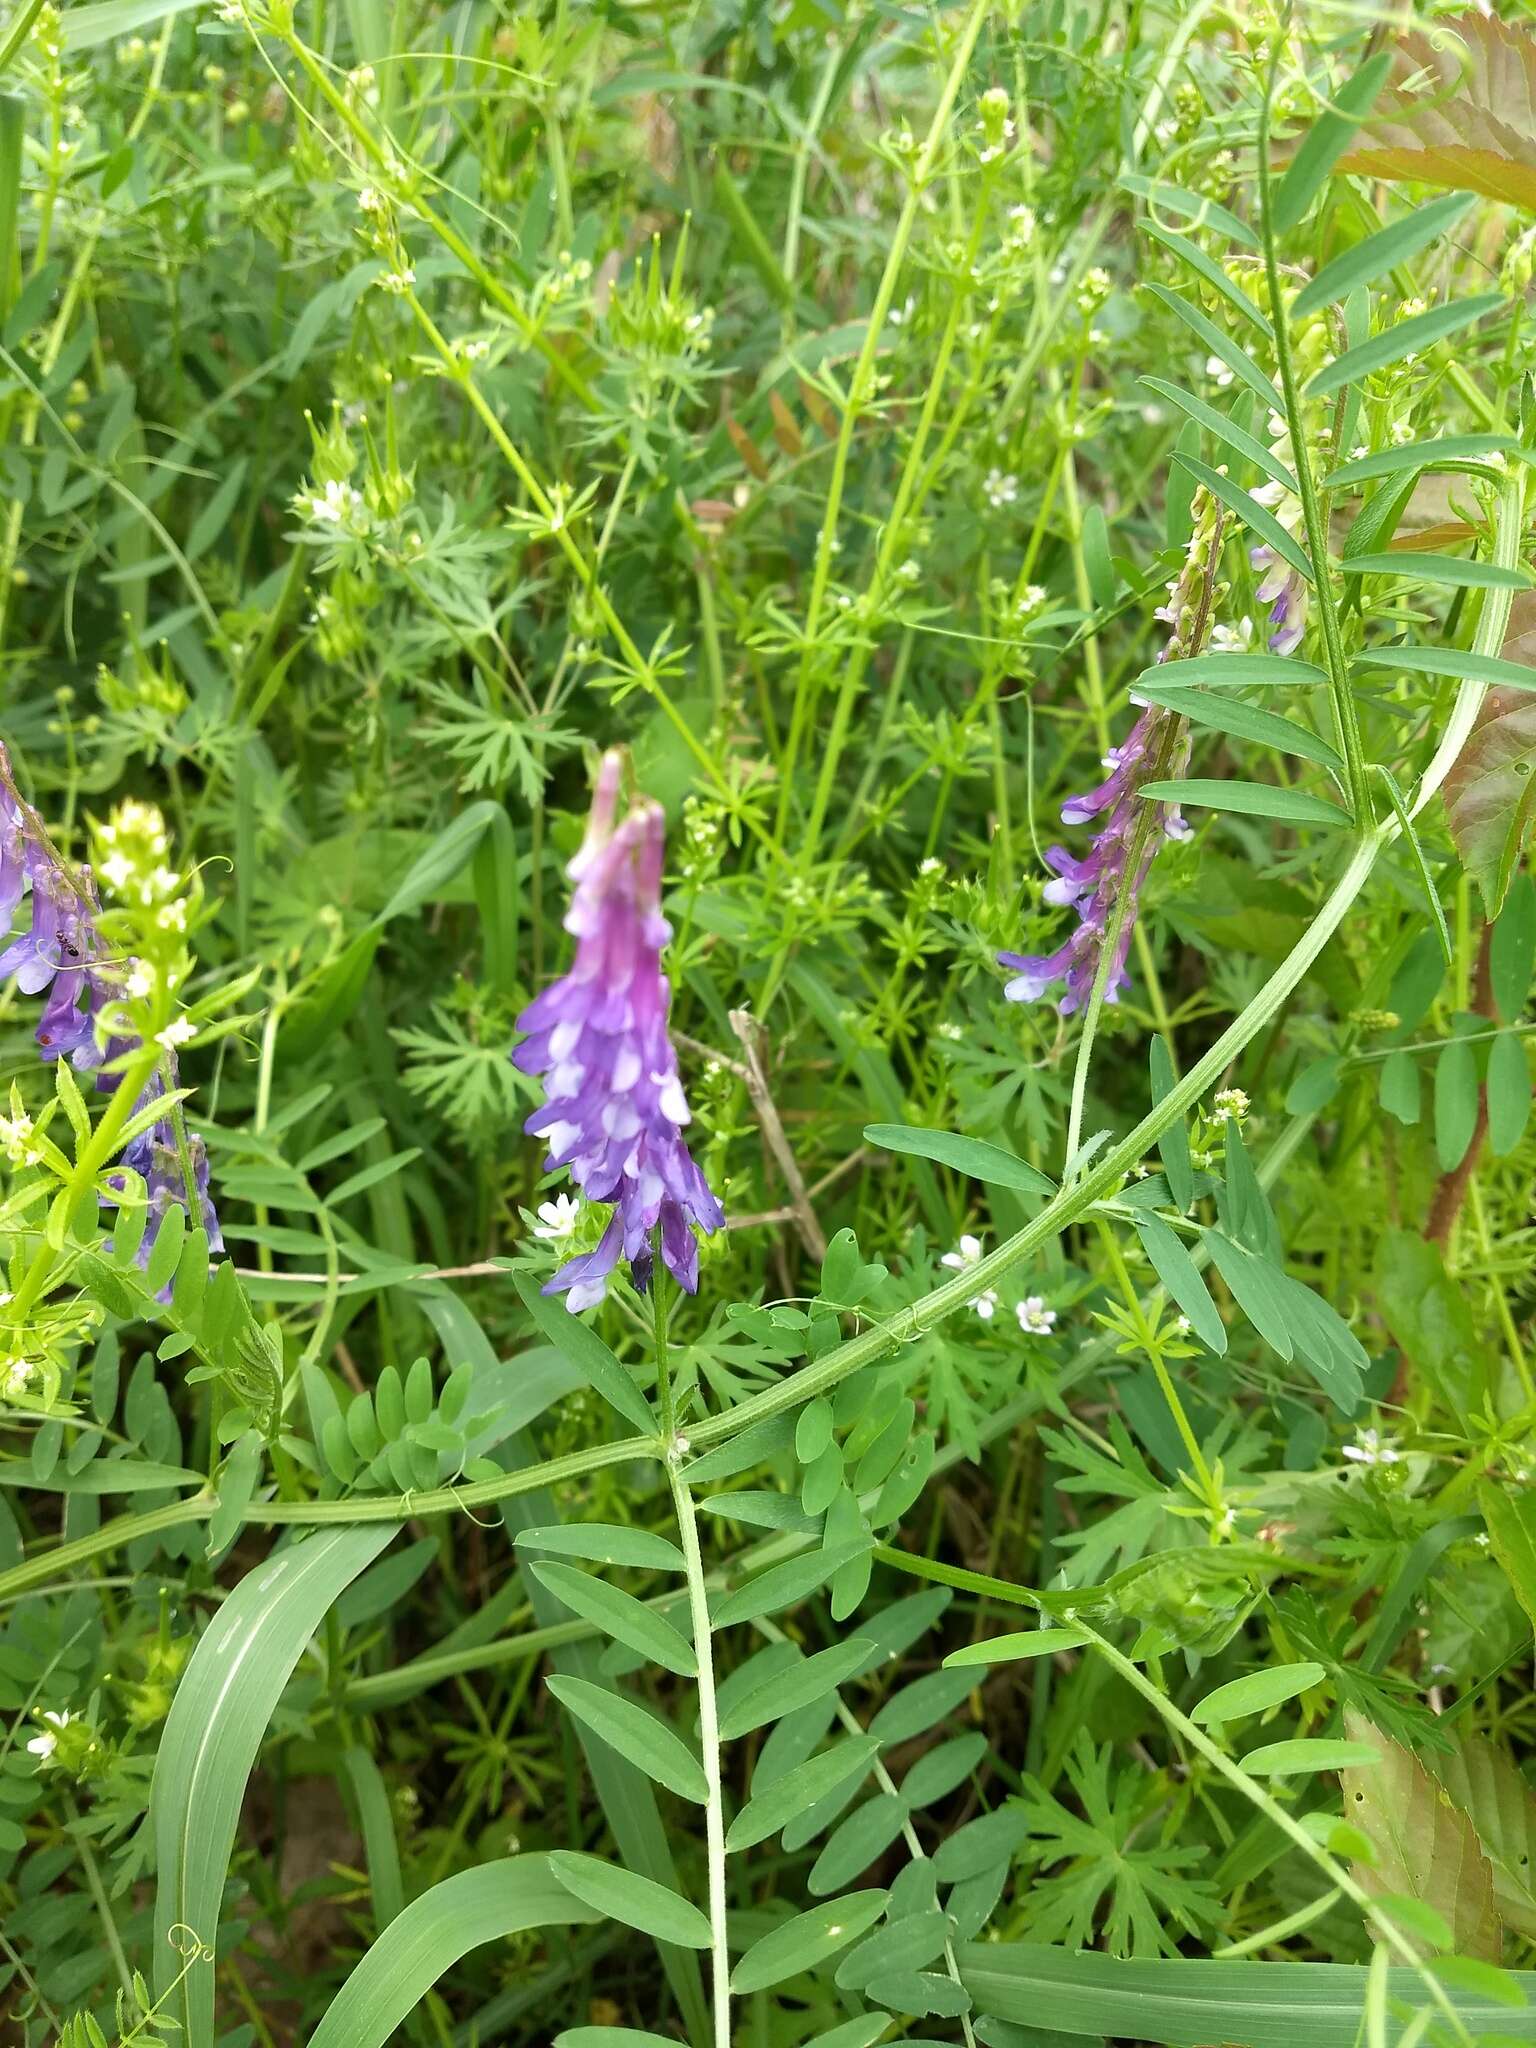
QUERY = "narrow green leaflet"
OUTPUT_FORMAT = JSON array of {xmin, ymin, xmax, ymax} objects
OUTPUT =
[
  {"xmin": 544, "ymin": 1676, "xmax": 707, "ymax": 1803},
  {"xmin": 548, "ymin": 1852, "xmax": 712, "ymax": 1948},
  {"xmin": 1270, "ymin": 51, "xmax": 1394, "ymax": 232},
  {"xmin": 712, "ymin": 1540, "xmax": 870, "ymax": 1628},
  {"xmin": 1139, "ymin": 780, "xmax": 1353, "ymax": 828},
  {"xmin": 726, "ymin": 1737, "xmax": 882, "ymax": 1852},
  {"xmin": 1143, "ymin": 652, "xmax": 1329, "ymax": 689},
  {"xmin": 719, "ymin": 1637, "xmax": 876, "ymax": 1740},
  {"xmin": 1149, "ymin": 1036, "xmax": 1193, "ymax": 1213},
  {"xmin": 1134, "ymin": 686, "xmax": 1343, "ymax": 773},
  {"xmin": 1170, "ymin": 453, "xmax": 1314, "ymax": 583},
  {"xmin": 529, "ymin": 1562, "xmax": 696, "ymax": 1677},
  {"xmin": 1202, "ymin": 1231, "xmax": 1294, "ymax": 1361},
  {"xmin": 1189, "ymin": 1662, "xmax": 1325, "ymax": 1726},
  {"xmin": 1294, "ymin": 193, "xmax": 1479, "ymax": 316},
  {"xmin": 1242, "ymin": 1739, "xmax": 1379, "ymax": 1776},
  {"xmin": 1307, "ymin": 294, "xmax": 1504, "ymax": 398},
  {"xmin": 1142, "ymin": 284, "xmax": 1281, "ymax": 413},
  {"xmin": 730, "ymin": 1890, "xmax": 889, "ymax": 1994},
  {"xmin": 1121, "ymin": 173, "xmax": 1259, "ymax": 248},
  {"xmin": 515, "ymin": 1524, "xmax": 685, "ymax": 1571},
  {"xmin": 1134, "ymin": 1215, "xmax": 1227, "ymax": 1355},
  {"xmin": 1344, "ymin": 552, "xmax": 1533, "ymax": 591},
  {"xmin": 1139, "ymin": 379, "xmax": 1298, "ymax": 493},
  {"xmin": 1322, "ymin": 434, "xmax": 1524, "ymax": 492},
  {"xmin": 512, "ymin": 1270, "xmax": 656, "ymax": 1436},
  {"xmin": 1488, "ymin": 1030, "xmax": 1532, "ymax": 1154},
  {"xmin": 152, "ymin": 1527, "xmax": 397, "ymax": 2048},
  {"xmin": 1142, "ymin": 223, "xmax": 1271, "ymax": 338},
  {"xmin": 944, "ymin": 1628, "xmax": 1087, "ymax": 1667},
  {"xmin": 863, "ymin": 1123, "xmax": 1054, "ymax": 1195},
  {"xmin": 1353, "ymin": 644, "xmax": 1536, "ymax": 691},
  {"xmin": 306, "ymin": 1856, "xmax": 600, "ymax": 2048}
]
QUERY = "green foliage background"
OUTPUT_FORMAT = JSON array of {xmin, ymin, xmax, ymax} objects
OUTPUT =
[{"xmin": 0, "ymin": 1, "xmax": 1535, "ymax": 2044}]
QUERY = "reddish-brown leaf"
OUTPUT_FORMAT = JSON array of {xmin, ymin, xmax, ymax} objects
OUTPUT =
[
  {"xmin": 1336, "ymin": 14, "xmax": 1536, "ymax": 208},
  {"xmin": 1444, "ymin": 594, "xmax": 1536, "ymax": 916}
]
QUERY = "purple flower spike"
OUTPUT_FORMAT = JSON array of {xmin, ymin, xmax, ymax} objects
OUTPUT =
[
  {"xmin": 1001, "ymin": 491, "xmax": 1224, "ymax": 1016},
  {"xmin": 512, "ymin": 751, "xmax": 725, "ymax": 1313}
]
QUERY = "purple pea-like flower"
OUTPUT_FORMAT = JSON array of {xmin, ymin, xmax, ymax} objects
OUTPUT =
[
  {"xmin": 512, "ymin": 750, "xmax": 725, "ymax": 1312},
  {"xmin": 1000, "ymin": 492, "xmax": 1222, "ymax": 1016},
  {"xmin": 0, "ymin": 743, "xmax": 220, "ymax": 1266}
]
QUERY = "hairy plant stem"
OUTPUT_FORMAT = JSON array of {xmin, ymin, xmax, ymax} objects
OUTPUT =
[{"xmin": 654, "ymin": 1273, "xmax": 729, "ymax": 2048}]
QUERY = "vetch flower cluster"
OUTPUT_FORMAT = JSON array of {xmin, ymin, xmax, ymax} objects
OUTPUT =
[
  {"xmin": 1250, "ymin": 413, "xmax": 1309, "ymax": 655},
  {"xmin": 999, "ymin": 492, "xmax": 1224, "ymax": 1014},
  {"xmin": 0, "ymin": 751, "xmax": 219, "ymax": 1272},
  {"xmin": 512, "ymin": 752, "xmax": 725, "ymax": 1312}
]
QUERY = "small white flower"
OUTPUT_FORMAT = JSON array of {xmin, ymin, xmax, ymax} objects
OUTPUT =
[
  {"xmin": 1209, "ymin": 617, "xmax": 1255, "ymax": 655},
  {"xmin": 26, "ymin": 1710, "xmax": 73, "ymax": 1762},
  {"xmin": 919, "ymin": 858, "xmax": 944, "ymax": 876},
  {"xmin": 0, "ymin": 1112, "xmax": 36, "ymax": 1165},
  {"xmin": 1213, "ymin": 1087, "xmax": 1249, "ymax": 1122},
  {"xmin": 155, "ymin": 1017, "xmax": 196, "ymax": 1052},
  {"xmin": 1343, "ymin": 1428, "xmax": 1400, "ymax": 1467},
  {"xmin": 983, "ymin": 468, "xmax": 1018, "ymax": 510},
  {"xmin": 1205, "ymin": 353, "xmax": 1234, "ymax": 389},
  {"xmin": 303, "ymin": 479, "xmax": 368, "ymax": 530},
  {"xmin": 942, "ymin": 1235, "xmax": 998, "ymax": 1320},
  {"xmin": 533, "ymin": 1194, "xmax": 582, "ymax": 1243},
  {"xmin": 2, "ymin": 1355, "xmax": 34, "ymax": 1398},
  {"xmin": 1017, "ymin": 1295, "xmax": 1057, "ymax": 1335}
]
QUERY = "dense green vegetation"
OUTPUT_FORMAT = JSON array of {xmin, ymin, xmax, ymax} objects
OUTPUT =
[{"xmin": 0, "ymin": 2, "xmax": 1535, "ymax": 2044}]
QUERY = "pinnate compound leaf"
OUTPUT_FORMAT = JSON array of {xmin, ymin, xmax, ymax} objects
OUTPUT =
[
  {"xmin": 1339, "ymin": 1710, "xmax": 1501, "ymax": 1961},
  {"xmin": 1335, "ymin": 14, "xmax": 1536, "ymax": 210}
]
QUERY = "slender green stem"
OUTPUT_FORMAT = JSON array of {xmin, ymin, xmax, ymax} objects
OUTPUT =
[{"xmin": 667, "ymin": 1465, "xmax": 729, "ymax": 2048}]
